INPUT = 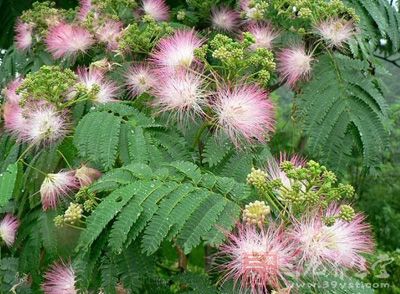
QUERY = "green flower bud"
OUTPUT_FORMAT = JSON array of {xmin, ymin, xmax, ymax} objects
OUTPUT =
[
  {"xmin": 339, "ymin": 205, "xmax": 355, "ymax": 221},
  {"xmin": 242, "ymin": 200, "xmax": 270, "ymax": 225},
  {"xmin": 64, "ymin": 203, "xmax": 83, "ymax": 225},
  {"xmin": 54, "ymin": 215, "xmax": 65, "ymax": 227}
]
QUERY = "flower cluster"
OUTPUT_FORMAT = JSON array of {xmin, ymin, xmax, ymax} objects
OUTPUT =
[
  {"xmin": 40, "ymin": 165, "xmax": 101, "ymax": 210},
  {"xmin": 219, "ymin": 158, "xmax": 374, "ymax": 293},
  {"xmin": 249, "ymin": 157, "xmax": 356, "ymax": 215},
  {"xmin": 0, "ymin": 214, "xmax": 20, "ymax": 247}
]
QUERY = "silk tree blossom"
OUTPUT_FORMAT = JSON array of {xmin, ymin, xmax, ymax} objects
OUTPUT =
[
  {"xmin": 15, "ymin": 21, "xmax": 33, "ymax": 51},
  {"xmin": 45, "ymin": 23, "xmax": 95, "ymax": 59},
  {"xmin": 42, "ymin": 261, "xmax": 77, "ymax": 294},
  {"xmin": 240, "ymin": 0, "xmax": 262, "ymax": 20},
  {"xmin": 74, "ymin": 165, "xmax": 102, "ymax": 187},
  {"xmin": 141, "ymin": 0, "xmax": 170, "ymax": 21},
  {"xmin": 125, "ymin": 63, "xmax": 157, "ymax": 97},
  {"xmin": 265, "ymin": 153, "xmax": 306, "ymax": 191},
  {"xmin": 289, "ymin": 204, "xmax": 374, "ymax": 273},
  {"xmin": 248, "ymin": 23, "xmax": 279, "ymax": 50},
  {"xmin": 77, "ymin": 67, "xmax": 119, "ymax": 104},
  {"xmin": 77, "ymin": 0, "xmax": 92, "ymax": 21},
  {"xmin": 0, "ymin": 214, "xmax": 20, "ymax": 247},
  {"xmin": 40, "ymin": 171, "xmax": 79, "ymax": 210},
  {"xmin": 316, "ymin": 18, "xmax": 355, "ymax": 48},
  {"xmin": 95, "ymin": 20, "xmax": 123, "ymax": 51},
  {"xmin": 152, "ymin": 70, "xmax": 208, "ymax": 122},
  {"xmin": 218, "ymin": 224, "xmax": 296, "ymax": 293},
  {"xmin": 20, "ymin": 104, "xmax": 69, "ymax": 145},
  {"xmin": 214, "ymin": 84, "xmax": 275, "ymax": 146},
  {"xmin": 211, "ymin": 6, "xmax": 240, "ymax": 32},
  {"xmin": 151, "ymin": 30, "xmax": 204, "ymax": 72},
  {"xmin": 277, "ymin": 46, "xmax": 313, "ymax": 87},
  {"xmin": 2, "ymin": 103, "xmax": 28, "ymax": 140},
  {"xmin": 3, "ymin": 78, "xmax": 23, "ymax": 104}
]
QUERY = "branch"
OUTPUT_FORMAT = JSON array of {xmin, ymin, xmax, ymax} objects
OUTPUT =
[
  {"xmin": 374, "ymin": 54, "xmax": 400, "ymax": 69},
  {"xmin": 269, "ymin": 80, "xmax": 285, "ymax": 92}
]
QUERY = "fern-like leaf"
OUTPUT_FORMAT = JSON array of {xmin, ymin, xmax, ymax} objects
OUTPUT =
[
  {"xmin": 76, "ymin": 183, "xmax": 139, "ymax": 251},
  {"xmin": 142, "ymin": 184, "xmax": 196, "ymax": 255},
  {"xmin": 296, "ymin": 53, "xmax": 388, "ymax": 171},
  {"xmin": 74, "ymin": 112, "xmax": 121, "ymax": 170}
]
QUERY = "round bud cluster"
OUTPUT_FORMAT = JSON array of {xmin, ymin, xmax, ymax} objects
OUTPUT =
[
  {"xmin": 305, "ymin": 191, "xmax": 319, "ymax": 205},
  {"xmin": 246, "ymin": 167, "xmax": 268, "ymax": 192},
  {"xmin": 84, "ymin": 199, "xmax": 96, "ymax": 212},
  {"xmin": 242, "ymin": 200, "xmax": 270, "ymax": 225},
  {"xmin": 338, "ymin": 205, "xmax": 355, "ymax": 222},
  {"xmin": 323, "ymin": 216, "xmax": 336, "ymax": 226},
  {"xmin": 338, "ymin": 183, "xmax": 355, "ymax": 198},
  {"xmin": 54, "ymin": 215, "xmax": 65, "ymax": 227},
  {"xmin": 64, "ymin": 203, "xmax": 83, "ymax": 224},
  {"xmin": 323, "ymin": 170, "xmax": 337, "ymax": 184},
  {"xmin": 177, "ymin": 10, "xmax": 186, "ymax": 20},
  {"xmin": 281, "ymin": 189, "xmax": 305, "ymax": 205}
]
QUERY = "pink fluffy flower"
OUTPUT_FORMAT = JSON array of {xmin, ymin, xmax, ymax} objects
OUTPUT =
[
  {"xmin": 77, "ymin": 0, "xmax": 92, "ymax": 21},
  {"xmin": 3, "ymin": 103, "xmax": 28, "ymax": 140},
  {"xmin": 218, "ymin": 224, "xmax": 296, "ymax": 293},
  {"xmin": 151, "ymin": 30, "xmax": 204, "ymax": 73},
  {"xmin": 42, "ymin": 261, "xmax": 77, "ymax": 294},
  {"xmin": 125, "ymin": 63, "xmax": 157, "ymax": 97},
  {"xmin": 45, "ymin": 23, "xmax": 94, "ymax": 59},
  {"xmin": 77, "ymin": 67, "xmax": 119, "ymax": 104},
  {"xmin": 95, "ymin": 20, "xmax": 123, "ymax": 51},
  {"xmin": 141, "ymin": 0, "xmax": 170, "ymax": 21},
  {"xmin": 15, "ymin": 21, "xmax": 33, "ymax": 51},
  {"xmin": 265, "ymin": 153, "xmax": 306, "ymax": 191},
  {"xmin": 248, "ymin": 23, "xmax": 279, "ymax": 50},
  {"xmin": 74, "ymin": 165, "xmax": 102, "ymax": 187},
  {"xmin": 214, "ymin": 84, "xmax": 275, "ymax": 145},
  {"xmin": 316, "ymin": 18, "xmax": 355, "ymax": 48},
  {"xmin": 2, "ymin": 78, "xmax": 23, "ymax": 104},
  {"xmin": 211, "ymin": 6, "xmax": 240, "ymax": 32},
  {"xmin": 40, "ymin": 171, "xmax": 79, "ymax": 210},
  {"xmin": 152, "ymin": 70, "xmax": 208, "ymax": 121},
  {"xmin": 20, "ymin": 104, "xmax": 69, "ymax": 145},
  {"xmin": 277, "ymin": 46, "xmax": 313, "ymax": 87},
  {"xmin": 289, "ymin": 204, "xmax": 374, "ymax": 273},
  {"xmin": 0, "ymin": 214, "xmax": 20, "ymax": 247}
]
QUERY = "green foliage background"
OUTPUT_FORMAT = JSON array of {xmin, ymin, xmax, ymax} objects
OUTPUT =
[{"xmin": 1, "ymin": 0, "xmax": 400, "ymax": 293}]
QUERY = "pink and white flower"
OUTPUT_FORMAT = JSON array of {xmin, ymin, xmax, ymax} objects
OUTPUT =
[
  {"xmin": 77, "ymin": 0, "xmax": 92, "ymax": 21},
  {"xmin": 45, "ymin": 23, "xmax": 94, "ymax": 59},
  {"xmin": 40, "ymin": 171, "xmax": 79, "ymax": 210},
  {"xmin": 141, "ymin": 0, "xmax": 170, "ymax": 21},
  {"xmin": 95, "ymin": 20, "xmax": 123, "ymax": 51},
  {"xmin": 248, "ymin": 22, "xmax": 279, "ymax": 50},
  {"xmin": 214, "ymin": 84, "xmax": 275, "ymax": 145},
  {"xmin": 2, "ymin": 103, "xmax": 28, "ymax": 140},
  {"xmin": 316, "ymin": 18, "xmax": 355, "ymax": 48},
  {"xmin": 125, "ymin": 63, "xmax": 157, "ymax": 97},
  {"xmin": 0, "ymin": 214, "xmax": 20, "ymax": 247},
  {"xmin": 77, "ymin": 67, "xmax": 119, "ymax": 104},
  {"xmin": 42, "ymin": 261, "xmax": 77, "ymax": 294},
  {"xmin": 152, "ymin": 70, "xmax": 208, "ymax": 121},
  {"xmin": 211, "ymin": 6, "xmax": 240, "ymax": 32},
  {"xmin": 218, "ymin": 223, "xmax": 296, "ymax": 293},
  {"xmin": 20, "ymin": 104, "xmax": 69, "ymax": 145},
  {"xmin": 74, "ymin": 165, "xmax": 102, "ymax": 187},
  {"xmin": 151, "ymin": 30, "xmax": 204, "ymax": 73},
  {"xmin": 277, "ymin": 46, "xmax": 313, "ymax": 87},
  {"xmin": 265, "ymin": 153, "xmax": 306, "ymax": 191},
  {"xmin": 15, "ymin": 21, "xmax": 33, "ymax": 51},
  {"xmin": 2, "ymin": 78, "xmax": 23, "ymax": 104},
  {"xmin": 289, "ymin": 204, "xmax": 374, "ymax": 273}
]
